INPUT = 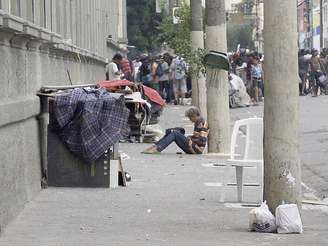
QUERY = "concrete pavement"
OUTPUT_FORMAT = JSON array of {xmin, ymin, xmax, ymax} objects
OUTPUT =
[{"xmin": 0, "ymin": 104, "xmax": 328, "ymax": 245}]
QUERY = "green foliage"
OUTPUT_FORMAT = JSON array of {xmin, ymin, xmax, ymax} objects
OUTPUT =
[
  {"xmin": 227, "ymin": 23, "xmax": 255, "ymax": 51},
  {"xmin": 127, "ymin": 0, "xmax": 162, "ymax": 52},
  {"xmin": 226, "ymin": 0, "xmax": 256, "ymax": 51},
  {"xmin": 157, "ymin": 3, "xmax": 205, "ymax": 77}
]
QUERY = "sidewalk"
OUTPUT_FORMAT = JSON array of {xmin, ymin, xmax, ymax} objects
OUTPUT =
[{"xmin": 0, "ymin": 105, "xmax": 328, "ymax": 246}]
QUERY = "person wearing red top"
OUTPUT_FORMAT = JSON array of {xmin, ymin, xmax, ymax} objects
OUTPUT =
[{"xmin": 120, "ymin": 57, "xmax": 134, "ymax": 81}]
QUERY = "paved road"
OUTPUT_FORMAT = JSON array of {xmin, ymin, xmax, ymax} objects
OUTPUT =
[{"xmin": 231, "ymin": 96, "xmax": 328, "ymax": 199}]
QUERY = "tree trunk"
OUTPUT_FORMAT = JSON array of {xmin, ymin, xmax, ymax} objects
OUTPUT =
[
  {"xmin": 205, "ymin": 0, "xmax": 230, "ymax": 153},
  {"xmin": 191, "ymin": 0, "xmax": 206, "ymax": 117},
  {"xmin": 263, "ymin": 0, "xmax": 301, "ymax": 213}
]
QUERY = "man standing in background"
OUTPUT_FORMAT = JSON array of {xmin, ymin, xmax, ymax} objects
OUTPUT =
[
  {"xmin": 120, "ymin": 56, "xmax": 134, "ymax": 81},
  {"xmin": 158, "ymin": 56, "xmax": 171, "ymax": 103},
  {"xmin": 171, "ymin": 56, "xmax": 187, "ymax": 105}
]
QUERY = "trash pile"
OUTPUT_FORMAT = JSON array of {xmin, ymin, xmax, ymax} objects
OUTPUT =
[{"xmin": 249, "ymin": 201, "xmax": 303, "ymax": 234}]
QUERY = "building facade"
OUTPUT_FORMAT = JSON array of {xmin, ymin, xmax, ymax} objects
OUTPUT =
[
  {"xmin": 297, "ymin": 0, "xmax": 328, "ymax": 50},
  {"xmin": 298, "ymin": 0, "xmax": 311, "ymax": 49},
  {"xmin": 0, "ymin": 0, "xmax": 127, "ymax": 231}
]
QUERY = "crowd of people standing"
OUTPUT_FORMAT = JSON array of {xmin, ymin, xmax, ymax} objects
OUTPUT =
[
  {"xmin": 106, "ymin": 52, "xmax": 189, "ymax": 105},
  {"xmin": 298, "ymin": 48, "xmax": 328, "ymax": 97},
  {"xmin": 230, "ymin": 49, "xmax": 264, "ymax": 106}
]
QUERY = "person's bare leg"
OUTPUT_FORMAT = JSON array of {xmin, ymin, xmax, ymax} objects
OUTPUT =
[
  {"xmin": 254, "ymin": 86, "xmax": 259, "ymax": 104},
  {"xmin": 301, "ymin": 78, "xmax": 306, "ymax": 95}
]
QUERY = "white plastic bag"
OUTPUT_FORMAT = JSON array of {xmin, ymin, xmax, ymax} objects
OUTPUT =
[
  {"xmin": 276, "ymin": 204, "xmax": 303, "ymax": 234},
  {"xmin": 249, "ymin": 201, "xmax": 277, "ymax": 233}
]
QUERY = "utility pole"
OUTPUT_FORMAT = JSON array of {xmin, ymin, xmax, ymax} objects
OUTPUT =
[
  {"xmin": 205, "ymin": 0, "xmax": 230, "ymax": 153},
  {"xmin": 190, "ymin": 0, "xmax": 206, "ymax": 116},
  {"xmin": 263, "ymin": 0, "xmax": 302, "ymax": 212}
]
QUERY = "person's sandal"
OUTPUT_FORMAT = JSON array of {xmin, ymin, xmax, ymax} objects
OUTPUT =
[{"xmin": 141, "ymin": 146, "xmax": 161, "ymax": 155}]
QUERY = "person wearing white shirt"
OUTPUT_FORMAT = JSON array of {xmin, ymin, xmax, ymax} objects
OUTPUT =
[{"xmin": 106, "ymin": 54, "xmax": 122, "ymax": 81}]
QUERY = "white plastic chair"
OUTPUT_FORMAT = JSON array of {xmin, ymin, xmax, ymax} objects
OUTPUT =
[{"xmin": 220, "ymin": 118, "xmax": 263, "ymax": 203}]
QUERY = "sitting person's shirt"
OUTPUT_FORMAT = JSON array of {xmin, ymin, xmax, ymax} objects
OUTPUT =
[{"xmin": 189, "ymin": 117, "xmax": 209, "ymax": 154}]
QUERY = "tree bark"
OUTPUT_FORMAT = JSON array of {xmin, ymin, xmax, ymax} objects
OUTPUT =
[
  {"xmin": 263, "ymin": 0, "xmax": 301, "ymax": 212},
  {"xmin": 191, "ymin": 0, "xmax": 206, "ymax": 117},
  {"xmin": 205, "ymin": 0, "xmax": 230, "ymax": 153}
]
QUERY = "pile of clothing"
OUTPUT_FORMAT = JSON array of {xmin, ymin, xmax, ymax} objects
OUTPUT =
[
  {"xmin": 50, "ymin": 87, "xmax": 130, "ymax": 163},
  {"xmin": 229, "ymin": 74, "xmax": 251, "ymax": 108}
]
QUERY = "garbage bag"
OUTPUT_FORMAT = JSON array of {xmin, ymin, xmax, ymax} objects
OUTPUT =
[
  {"xmin": 276, "ymin": 204, "xmax": 303, "ymax": 234},
  {"xmin": 249, "ymin": 201, "xmax": 277, "ymax": 233}
]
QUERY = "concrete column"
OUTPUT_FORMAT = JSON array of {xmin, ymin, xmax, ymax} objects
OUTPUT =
[
  {"xmin": 34, "ymin": 0, "xmax": 41, "ymax": 26},
  {"xmin": 118, "ymin": 0, "xmax": 123, "ymax": 40},
  {"xmin": 75, "ymin": 0, "xmax": 80, "ymax": 46},
  {"xmin": 205, "ymin": 0, "xmax": 230, "ymax": 153},
  {"xmin": 39, "ymin": 0, "xmax": 45, "ymax": 27},
  {"xmin": 102, "ymin": 0, "xmax": 106, "ymax": 54},
  {"xmin": 90, "ymin": 0, "xmax": 95, "ymax": 52},
  {"xmin": 99, "ymin": 0, "xmax": 102, "ymax": 54},
  {"xmin": 104, "ymin": 0, "xmax": 111, "ymax": 58},
  {"xmin": 87, "ymin": 0, "xmax": 91, "ymax": 50},
  {"xmin": 263, "ymin": 0, "xmax": 301, "ymax": 212},
  {"xmin": 51, "ymin": 0, "xmax": 56, "ymax": 32},
  {"xmin": 70, "ymin": 0, "xmax": 76, "ymax": 44},
  {"xmin": 190, "ymin": 0, "xmax": 206, "ymax": 117},
  {"xmin": 60, "ymin": 0, "xmax": 65, "ymax": 36},
  {"xmin": 1, "ymin": 0, "xmax": 10, "ymax": 12},
  {"xmin": 45, "ymin": 0, "xmax": 52, "ymax": 30},
  {"xmin": 80, "ymin": 0, "xmax": 85, "ymax": 49},
  {"xmin": 20, "ymin": 0, "xmax": 31, "ymax": 21},
  {"xmin": 122, "ymin": 0, "xmax": 127, "ymax": 41},
  {"xmin": 54, "ymin": 0, "xmax": 61, "ymax": 34},
  {"xmin": 65, "ymin": 0, "xmax": 71, "ymax": 39}
]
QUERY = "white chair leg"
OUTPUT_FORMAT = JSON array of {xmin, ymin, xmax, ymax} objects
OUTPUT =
[
  {"xmin": 220, "ymin": 165, "xmax": 229, "ymax": 203},
  {"xmin": 236, "ymin": 166, "xmax": 244, "ymax": 202}
]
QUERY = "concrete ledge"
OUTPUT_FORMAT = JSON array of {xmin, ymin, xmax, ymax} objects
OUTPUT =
[
  {"xmin": 51, "ymin": 33, "xmax": 62, "ymax": 44},
  {"xmin": 23, "ymin": 22, "xmax": 41, "ymax": 37},
  {"xmin": 2, "ymin": 14, "xmax": 25, "ymax": 32},
  {"xmin": 0, "ymin": 13, "xmax": 107, "ymax": 64},
  {"xmin": 0, "ymin": 96, "xmax": 40, "ymax": 128},
  {"xmin": 39, "ymin": 28, "xmax": 52, "ymax": 42}
]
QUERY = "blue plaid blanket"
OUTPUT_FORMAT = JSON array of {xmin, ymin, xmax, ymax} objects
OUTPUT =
[{"xmin": 50, "ymin": 88, "xmax": 130, "ymax": 163}]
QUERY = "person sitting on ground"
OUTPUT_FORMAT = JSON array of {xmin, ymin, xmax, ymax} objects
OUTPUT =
[{"xmin": 142, "ymin": 107, "xmax": 209, "ymax": 154}]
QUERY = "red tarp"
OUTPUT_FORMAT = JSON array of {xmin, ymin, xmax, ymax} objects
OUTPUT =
[
  {"xmin": 142, "ymin": 85, "xmax": 165, "ymax": 107},
  {"xmin": 97, "ymin": 80, "xmax": 165, "ymax": 107},
  {"xmin": 97, "ymin": 80, "xmax": 134, "ymax": 90}
]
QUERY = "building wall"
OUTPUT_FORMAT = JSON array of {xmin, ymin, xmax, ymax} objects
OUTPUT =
[
  {"xmin": 298, "ymin": 0, "xmax": 312, "ymax": 49},
  {"xmin": 312, "ymin": 2, "xmax": 321, "ymax": 50},
  {"xmin": 0, "ymin": 0, "xmax": 127, "ymax": 232},
  {"xmin": 323, "ymin": 0, "xmax": 328, "ymax": 47}
]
